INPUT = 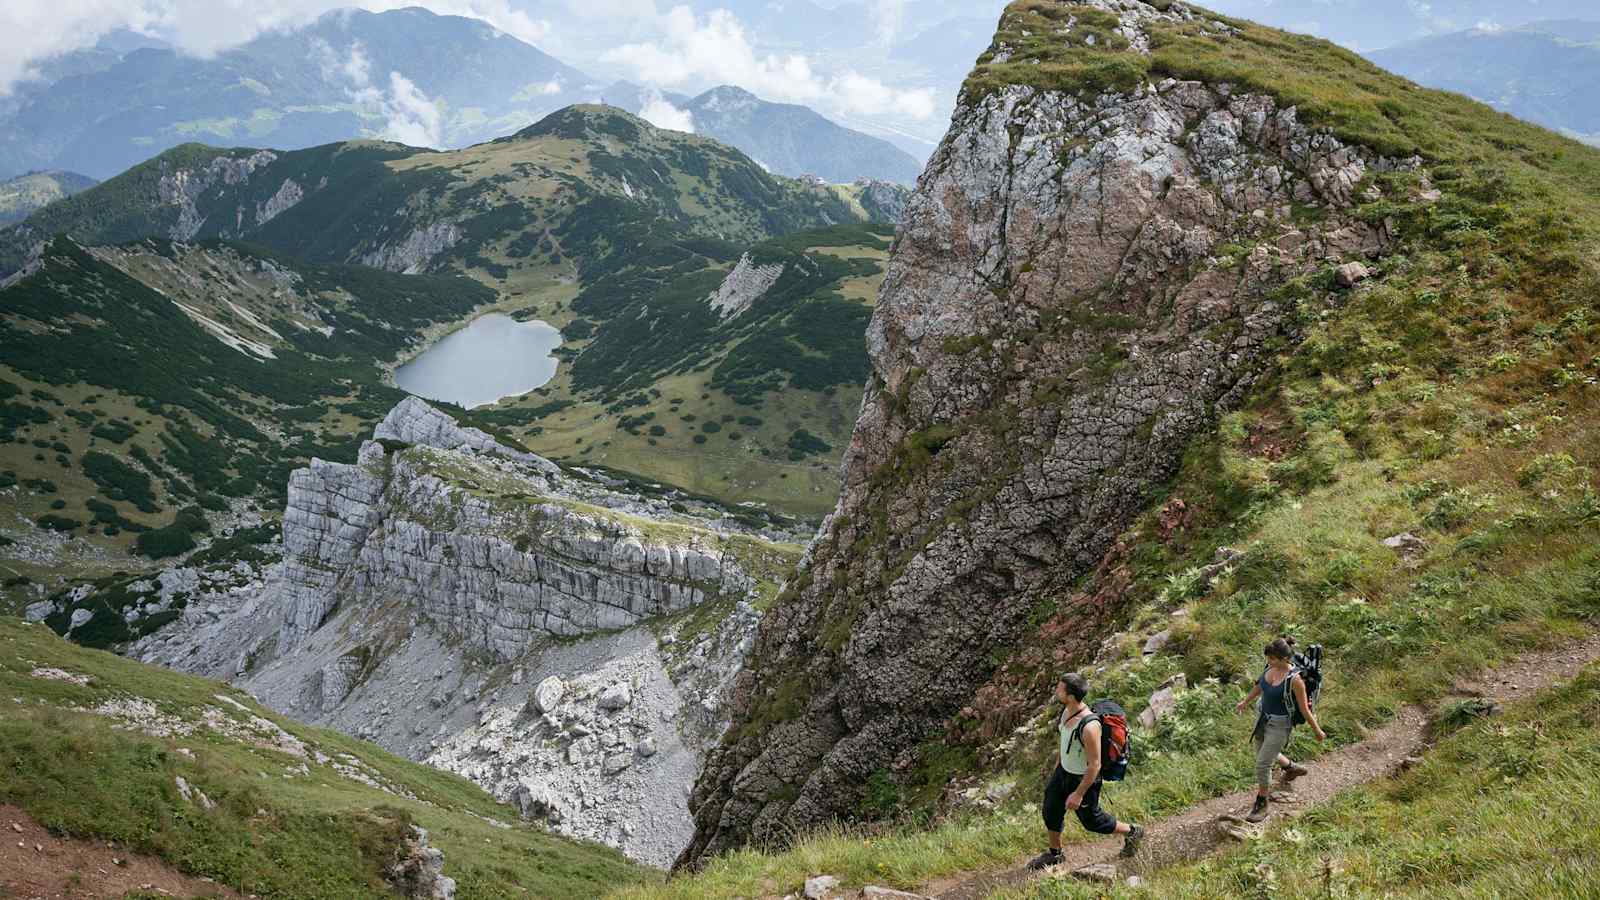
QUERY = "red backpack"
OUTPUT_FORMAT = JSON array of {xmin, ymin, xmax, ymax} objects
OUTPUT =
[{"xmin": 1067, "ymin": 699, "xmax": 1131, "ymax": 782}]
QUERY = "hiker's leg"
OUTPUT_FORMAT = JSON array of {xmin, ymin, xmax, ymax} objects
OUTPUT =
[
  {"xmin": 1042, "ymin": 766, "xmax": 1068, "ymax": 849},
  {"xmin": 1276, "ymin": 753, "xmax": 1293, "ymax": 767},
  {"xmin": 1073, "ymin": 779, "xmax": 1121, "ymax": 835},
  {"xmin": 1255, "ymin": 719, "xmax": 1292, "ymax": 795}
]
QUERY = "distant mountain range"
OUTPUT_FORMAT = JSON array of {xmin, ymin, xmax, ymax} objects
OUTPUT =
[
  {"xmin": 0, "ymin": 171, "xmax": 98, "ymax": 227},
  {"xmin": 0, "ymin": 7, "xmax": 598, "ymax": 180},
  {"xmin": 1205, "ymin": 0, "xmax": 1600, "ymax": 51},
  {"xmin": 602, "ymin": 83, "xmax": 923, "ymax": 184},
  {"xmin": 1369, "ymin": 20, "xmax": 1600, "ymax": 143},
  {"xmin": 1, "ymin": 7, "xmax": 927, "ymax": 186}
]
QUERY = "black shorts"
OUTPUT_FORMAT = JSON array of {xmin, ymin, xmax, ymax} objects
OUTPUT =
[{"xmin": 1042, "ymin": 765, "xmax": 1119, "ymax": 835}]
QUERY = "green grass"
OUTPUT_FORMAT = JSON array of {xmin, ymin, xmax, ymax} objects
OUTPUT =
[
  {"xmin": 0, "ymin": 618, "xmax": 648, "ymax": 899},
  {"xmin": 1001, "ymin": 661, "xmax": 1600, "ymax": 899}
]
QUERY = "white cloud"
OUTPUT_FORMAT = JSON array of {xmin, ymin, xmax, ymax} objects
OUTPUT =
[
  {"xmin": 638, "ymin": 90, "xmax": 694, "ymax": 132},
  {"xmin": 602, "ymin": 5, "xmax": 939, "ymax": 121},
  {"xmin": 0, "ymin": 0, "xmax": 551, "ymax": 95},
  {"xmin": 380, "ymin": 72, "xmax": 444, "ymax": 146},
  {"xmin": 316, "ymin": 39, "xmax": 444, "ymax": 146}
]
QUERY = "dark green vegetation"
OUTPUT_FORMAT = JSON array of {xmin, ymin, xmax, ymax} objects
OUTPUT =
[
  {"xmin": 494, "ymin": 224, "xmax": 892, "ymax": 516},
  {"xmin": 0, "ymin": 618, "xmax": 648, "ymax": 898},
  {"xmin": 0, "ymin": 106, "xmax": 872, "ymax": 278},
  {"xmin": 0, "ymin": 238, "xmax": 490, "ymax": 511},
  {"xmin": 567, "ymin": 224, "xmax": 889, "ymax": 402}
]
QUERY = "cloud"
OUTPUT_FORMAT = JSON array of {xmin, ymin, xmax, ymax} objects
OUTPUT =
[
  {"xmin": 379, "ymin": 72, "xmax": 444, "ymax": 146},
  {"xmin": 602, "ymin": 5, "xmax": 939, "ymax": 121},
  {"xmin": 314, "ymin": 39, "xmax": 442, "ymax": 146},
  {"xmin": 638, "ymin": 90, "xmax": 694, "ymax": 132},
  {"xmin": 0, "ymin": 0, "xmax": 551, "ymax": 95}
]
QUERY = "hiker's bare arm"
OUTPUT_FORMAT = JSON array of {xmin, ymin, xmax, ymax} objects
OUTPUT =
[
  {"xmin": 1293, "ymin": 676, "xmax": 1325, "ymax": 741},
  {"xmin": 1235, "ymin": 682, "xmax": 1262, "ymax": 714},
  {"xmin": 1068, "ymin": 721, "xmax": 1102, "ymax": 809}
]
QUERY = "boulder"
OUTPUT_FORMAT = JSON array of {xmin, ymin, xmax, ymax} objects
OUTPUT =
[
  {"xmin": 1335, "ymin": 261, "xmax": 1371, "ymax": 288},
  {"xmin": 1141, "ymin": 629, "xmax": 1171, "ymax": 656},
  {"xmin": 637, "ymin": 736, "xmax": 658, "ymax": 758},
  {"xmin": 533, "ymin": 676, "xmax": 565, "ymax": 714},
  {"xmin": 803, "ymin": 875, "xmax": 839, "ymax": 899},
  {"xmin": 598, "ymin": 683, "xmax": 632, "ymax": 711},
  {"xmin": 1072, "ymin": 863, "xmax": 1119, "ymax": 883},
  {"xmin": 512, "ymin": 784, "xmax": 563, "ymax": 824},
  {"xmin": 22, "ymin": 601, "xmax": 54, "ymax": 622},
  {"xmin": 68, "ymin": 608, "xmax": 93, "ymax": 631},
  {"xmin": 1138, "ymin": 673, "xmax": 1187, "ymax": 730}
]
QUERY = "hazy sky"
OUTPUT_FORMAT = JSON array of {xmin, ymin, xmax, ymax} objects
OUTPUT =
[{"xmin": 6, "ymin": 0, "xmax": 1599, "ymax": 149}]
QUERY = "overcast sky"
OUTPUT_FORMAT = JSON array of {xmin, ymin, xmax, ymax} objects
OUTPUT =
[{"xmin": 6, "ymin": 1, "xmax": 1599, "ymax": 145}]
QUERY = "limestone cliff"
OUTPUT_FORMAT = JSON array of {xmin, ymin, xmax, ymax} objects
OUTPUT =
[
  {"xmin": 681, "ymin": 0, "xmax": 1423, "ymax": 866},
  {"xmin": 131, "ymin": 398, "xmax": 799, "ymax": 866}
]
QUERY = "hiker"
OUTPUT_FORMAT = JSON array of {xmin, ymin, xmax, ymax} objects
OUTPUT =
[
  {"xmin": 1234, "ymin": 636, "xmax": 1325, "ymax": 823},
  {"xmin": 1027, "ymin": 673, "xmax": 1144, "ymax": 870}
]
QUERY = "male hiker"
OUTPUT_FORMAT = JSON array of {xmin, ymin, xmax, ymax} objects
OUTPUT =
[{"xmin": 1026, "ymin": 673, "xmax": 1144, "ymax": 870}]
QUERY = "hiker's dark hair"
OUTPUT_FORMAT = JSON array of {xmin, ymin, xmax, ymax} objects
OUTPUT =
[
  {"xmin": 1264, "ymin": 637, "xmax": 1295, "ymax": 660},
  {"xmin": 1059, "ymin": 672, "xmax": 1090, "ymax": 701}
]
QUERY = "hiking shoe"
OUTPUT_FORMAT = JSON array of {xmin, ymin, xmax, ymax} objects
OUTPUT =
[
  {"xmin": 1025, "ymin": 849, "xmax": 1063, "ymax": 871},
  {"xmin": 1119, "ymin": 824, "xmax": 1145, "ymax": 859},
  {"xmin": 1246, "ymin": 796, "xmax": 1270, "ymax": 824},
  {"xmin": 1280, "ymin": 762, "xmax": 1309, "ymax": 782}
]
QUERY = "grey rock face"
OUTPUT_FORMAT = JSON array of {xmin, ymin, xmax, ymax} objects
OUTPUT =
[
  {"xmin": 682, "ymin": 3, "xmax": 1418, "ymax": 866},
  {"xmin": 707, "ymin": 253, "xmax": 785, "ymax": 319},
  {"xmin": 255, "ymin": 178, "xmax": 304, "ymax": 226},
  {"xmin": 359, "ymin": 221, "xmax": 463, "ymax": 274},
  {"xmin": 375, "ymin": 396, "xmax": 561, "ymax": 476},
  {"xmin": 158, "ymin": 151, "xmax": 278, "ymax": 241}
]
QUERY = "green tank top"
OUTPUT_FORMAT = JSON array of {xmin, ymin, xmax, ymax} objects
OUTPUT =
[{"xmin": 1058, "ymin": 707, "xmax": 1095, "ymax": 775}]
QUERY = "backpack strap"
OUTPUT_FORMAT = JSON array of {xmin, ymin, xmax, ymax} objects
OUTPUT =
[{"xmin": 1065, "ymin": 710, "xmax": 1099, "ymax": 755}]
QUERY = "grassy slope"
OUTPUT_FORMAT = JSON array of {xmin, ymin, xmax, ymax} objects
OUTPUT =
[
  {"xmin": 1004, "ymin": 664, "xmax": 1600, "ymax": 899},
  {"xmin": 478, "ymin": 226, "xmax": 893, "ymax": 518},
  {"xmin": 0, "ymin": 617, "xmax": 647, "ymax": 899},
  {"xmin": 619, "ymin": 1, "xmax": 1600, "ymax": 896}
]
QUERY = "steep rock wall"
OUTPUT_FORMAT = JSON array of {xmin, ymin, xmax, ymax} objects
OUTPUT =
[{"xmin": 682, "ymin": 1, "xmax": 1419, "ymax": 866}]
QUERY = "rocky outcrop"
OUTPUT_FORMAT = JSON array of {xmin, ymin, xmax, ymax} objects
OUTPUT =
[
  {"xmin": 359, "ymin": 222, "xmax": 463, "ymax": 274},
  {"xmin": 255, "ymin": 178, "xmax": 305, "ymax": 226},
  {"xmin": 707, "ymin": 253, "xmax": 785, "ymax": 319},
  {"xmin": 854, "ymin": 178, "xmax": 910, "ymax": 224},
  {"xmin": 128, "ymin": 397, "xmax": 793, "ymax": 866},
  {"xmin": 374, "ymin": 396, "xmax": 559, "ymax": 475},
  {"xmin": 158, "ymin": 151, "xmax": 278, "ymax": 240},
  {"xmin": 681, "ymin": 0, "xmax": 1417, "ymax": 867}
]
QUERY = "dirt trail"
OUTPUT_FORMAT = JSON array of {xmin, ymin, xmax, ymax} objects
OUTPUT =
[
  {"xmin": 0, "ymin": 804, "xmax": 245, "ymax": 900},
  {"xmin": 927, "ymin": 632, "xmax": 1600, "ymax": 900}
]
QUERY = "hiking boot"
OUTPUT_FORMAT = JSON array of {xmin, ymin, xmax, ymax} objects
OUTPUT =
[
  {"xmin": 1280, "ymin": 761, "xmax": 1309, "ymax": 782},
  {"xmin": 1119, "ymin": 824, "xmax": 1145, "ymax": 859},
  {"xmin": 1246, "ymin": 796, "xmax": 1269, "ymax": 823},
  {"xmin": 1025, "ymin": 849, "xmax": 1063, "ymax": 871}
]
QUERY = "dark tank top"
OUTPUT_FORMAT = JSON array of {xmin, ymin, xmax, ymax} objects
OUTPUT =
[{"xmin": 1259, "ymin": 668, "xmax": 1294, "ymax": 717}]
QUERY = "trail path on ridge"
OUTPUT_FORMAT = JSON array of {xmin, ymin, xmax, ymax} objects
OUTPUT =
[{"xmin": 925, "ymin": 631, "xmax": 1600, "ymax": 900}]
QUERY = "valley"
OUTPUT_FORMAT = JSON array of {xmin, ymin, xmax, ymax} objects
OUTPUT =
[{"xmin": 6, "ymin": 1, "xmax": 1600, "ymax": 898}]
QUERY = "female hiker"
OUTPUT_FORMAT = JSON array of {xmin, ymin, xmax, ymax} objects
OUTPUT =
[{"xmin": 1234, "ymin": 636, "xmax": 1325, "ymax": 823}]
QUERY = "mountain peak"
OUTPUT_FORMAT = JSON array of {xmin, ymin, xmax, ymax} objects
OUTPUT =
[
  {"xmin": 694, "ymin": 85, "xmax": 761, "ymax": 111},
  {"xmin": 510, "ymin": 104, "xmax": 657, "ymax": 142}
]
